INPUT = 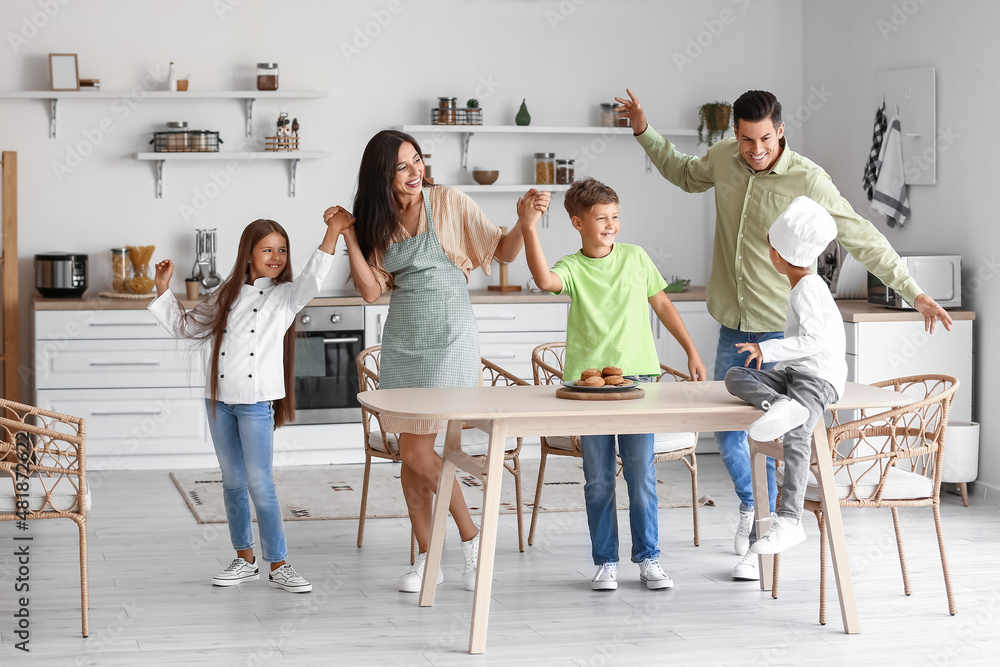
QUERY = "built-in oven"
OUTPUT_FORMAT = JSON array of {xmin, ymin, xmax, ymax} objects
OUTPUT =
[{"xmin": 291, "ymin": 305, "xmax": 364, "ymax": 424}]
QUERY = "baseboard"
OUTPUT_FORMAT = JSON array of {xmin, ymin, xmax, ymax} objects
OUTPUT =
[{"xmin": 971, "ymin": 480, "xmax": 1000, "ymax": 505}]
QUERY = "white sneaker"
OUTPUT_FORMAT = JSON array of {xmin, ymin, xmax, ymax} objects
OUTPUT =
[
  {"xmin": 592, "ymin": 562, "xmax": 618, "ymax": 590},
  {"xmin": 732, "ymin": 551, "xmax": 760, "ymax": 581},
  {"xmin": 638, "ymin": 558, "xmax": 674, "ymax": 590},
  {"xmin": 212, "ymin": 557, "xmax": 259, "ymax": 586},
  {"xmin": 734, "ymin": 508, "xmax": 754, "ymax": 555},
  {"xmin": 398, "ymin": 552, "xmax": 444, "ymax": 593},
  {"xmin": 461, "ymin": 533, "xmax": 479, "ymax": 591},
  {"xmin": 750, "ymin": 514, "xmax": 807, "ymax": 555},
  {"xmin": 268, "ymin": 563, "xmax": 312, "ymax": 593},
  {"xmin": 748, "ymin": 398, "xmax": 810, "ymax": 442}
]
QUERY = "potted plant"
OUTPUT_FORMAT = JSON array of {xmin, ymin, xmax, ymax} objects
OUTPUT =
[
  {"xmin": 466, "ymin": 98, "xmax": 482, "ymax": 125},
  {"xmin": 697, "ymin": 101, "xmax": 731, "ymax": 146}
]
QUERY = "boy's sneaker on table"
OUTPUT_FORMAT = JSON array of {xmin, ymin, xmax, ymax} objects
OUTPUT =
[
  {"xmin": 638, "ymin": 558, "xmax": 674, "ymax": 590},
  {"xmin": 268, "ymin": 564, "xmax": 312, "ymax": 593},
  {"xmin": 731, "ymin": 551, "xmax": 760, "ymax": 581},
  {"xmin": 750, "ymin": 514, "xmax": 807, "ymax": 555},
  {"xmin": 212, "ymin": 557, "xmax": 259, "ymax": 586},
  {"xmin": 399, "ymin": 552, "xmax": 444, "ymax": 593},
  {"xmin": 591, "ymin": 562, "xmax": 618, "ymax": 591},
  {"xmin": 734, "ymin": 508, "xmax": 754, "ymax": 555},
  {"xmin": 748, "ymin": 398, "xmax": 810, "ymax": 442}
]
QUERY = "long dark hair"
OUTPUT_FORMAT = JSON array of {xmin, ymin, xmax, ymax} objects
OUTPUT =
[
  {"xmin": 353, "ymin": 129, "xmax": 430, "ymax": 261},
  {"xmin": 205, "ymin": 219, "xmax": 297, "ymax": 428}
]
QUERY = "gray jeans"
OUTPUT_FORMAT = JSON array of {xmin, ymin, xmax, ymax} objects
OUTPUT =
[{"xmin": 724, "ymin": 366, "xmax": 838, "ymax": 521}]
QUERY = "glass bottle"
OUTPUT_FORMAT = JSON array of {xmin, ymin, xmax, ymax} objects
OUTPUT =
[
  {"xmin": 421, "ymin": 153, "xmax": 432, "ymax": 181},
  {"xmin": 437, "ymin": 97, "xmax": 457, "ymax": 124},
  {"xmin": 256, "ymin": 63, "xmax": 278, "ymax": 91},
  {"xmin": 534, "ymin": 153, "xmax": 555, "ymax": 185},
  {"xmin": 555, "ymin": 158, "xmax": 575, "ymax": 185},
  {"xmin": 599, "ymin": 103, "xmax": 616, "ymax": 128}
]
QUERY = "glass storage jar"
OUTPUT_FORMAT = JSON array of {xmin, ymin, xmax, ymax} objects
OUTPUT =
[
  {"xmin": 257, "ymin": 63, "xmax": 278, "ymax": 91},
  {"xmin": 165, "ymin": 121, "xmax": 189, "ymax": 151},
  {"xmin": 110, "ymin": 248, "xmax": 130, "ymax": 293},
  {"xmin": 599, "ymin": 103, "xmax": 616, "ymax": 128},
  {"xmin": 534, "ymin": 153, "xmax": 555, "ymax": 185},
  {"xmin": 555, "ymin": 158, "xmax": 575, "ymax": 185},
  {"xmin": 437, "ymin": 97, "xmax": 457, "ymax": 124},
  {"xmin": 614, "ymin": 103, "xmax": 630, "ymax": 127},
  {"xmin": 421, "ymin": 153, "xmax": 432, "ymax": 180}
]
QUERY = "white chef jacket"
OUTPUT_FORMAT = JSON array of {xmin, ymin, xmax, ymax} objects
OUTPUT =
[
  {"xmin": 757, "ymin": 274, "xmax": 847, "ymax": 400},
  {"xmin": 148, "ymin": 248, "xmax": 335, "ymax": 404}
]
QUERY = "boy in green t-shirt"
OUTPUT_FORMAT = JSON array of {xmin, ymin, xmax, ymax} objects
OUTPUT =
[{"xmin": 522, "ymin": 178, "xmax": 707, "ymax": 590}]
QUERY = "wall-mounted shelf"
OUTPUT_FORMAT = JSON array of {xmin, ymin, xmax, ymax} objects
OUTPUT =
[
  {"xmin": 398, "ymin": 124, "xmax": 697, "ymax": 171},
  {"xmin": 134, "ymin": 151, "xmax": 332, "ymax": 198},
  {"xmin": 0, "ymin": 90, "xmax": 329, "ymax": 138},
  {"xmin": 448, "ymin": 183, "xmax": 572, "ymax": 193}
]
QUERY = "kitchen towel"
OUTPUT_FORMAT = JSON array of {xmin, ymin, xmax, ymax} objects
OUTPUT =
[
  {"xmin": 871, "ymin": 112, "xmax": 910, "ymax": 228},
  {"xmin": 862, "ymin": 101, "xmax": 887, "ymax": 203}
]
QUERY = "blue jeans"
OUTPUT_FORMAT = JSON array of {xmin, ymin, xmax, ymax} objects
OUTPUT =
[
  {"xmin": 714, "ymin": 326, "xmax": 784, "ymax": 513},
  {"xmin": 205, "ymin": 400, "xmax": 287, "ymax": 562},
  {"xmin": 579, "ymin": 376, "xmax": 659, "ymax": 565}
]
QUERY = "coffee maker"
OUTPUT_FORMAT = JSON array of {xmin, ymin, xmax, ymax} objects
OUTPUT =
[{"xmin": 191, "ymin": 228, "xmax": 222, "ymax": 294}]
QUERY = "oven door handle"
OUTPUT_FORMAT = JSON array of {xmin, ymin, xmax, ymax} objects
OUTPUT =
[{"xmin": 322, "ymin": 337, "xmax": 360, "ymax": 344}]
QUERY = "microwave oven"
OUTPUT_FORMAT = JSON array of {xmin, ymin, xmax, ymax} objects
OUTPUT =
[{"xmin": 867, "ymin": 253, "xmax": 961, "ymax": 309}]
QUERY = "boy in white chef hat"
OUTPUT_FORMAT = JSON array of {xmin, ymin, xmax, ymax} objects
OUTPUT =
[{"xmin": 724, "ymin": 196, "xmax": 846, "ymax": 554}]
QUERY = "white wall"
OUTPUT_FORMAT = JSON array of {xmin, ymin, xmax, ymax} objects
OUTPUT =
[{"xmin": 801, "ymin": 0, "xmax": 1000, "ymax": 500}]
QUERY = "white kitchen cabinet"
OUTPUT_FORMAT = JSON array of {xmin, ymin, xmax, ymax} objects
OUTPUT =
[
  {"xmin": 652, "ymin": 301, "xmax": 720, "ymax": 380},
  {"xmin": 844, "ymin": 319, "xmax": 973, "ymax": 422}
]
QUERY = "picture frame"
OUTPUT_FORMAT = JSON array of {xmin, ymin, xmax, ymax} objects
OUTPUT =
[{"xmin": 49, "ymin": 54, "xmax": 79, "ymax": 91}]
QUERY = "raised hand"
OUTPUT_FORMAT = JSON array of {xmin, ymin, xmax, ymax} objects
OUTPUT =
[
  {"xmin": 517, "ymin": 188, "xmax": 550, "ymax": 228},
  {"xmin": 154, "ymin": 259, "xmax": 174, "ymax": 296},
  {"xmin": 323, "ymin": 205, "xmax": 356, "ymax": 237},
  {"xmin": 614, "ymin": 88, "xmax": 648, "ymax": 135},
  {"xmin": 735, "ymin": 341, "xmax": 763, "ymax": 370}
]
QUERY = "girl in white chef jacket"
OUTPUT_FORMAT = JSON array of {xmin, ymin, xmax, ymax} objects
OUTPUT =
[{"xmin": 149, "ymin": 216, "xmax": 351, "ymax": 593}]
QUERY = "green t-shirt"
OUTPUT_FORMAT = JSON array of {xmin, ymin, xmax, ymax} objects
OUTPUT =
[{"xmin": 551, "ymin": 243, "xmax": 667, "ymax": 381}]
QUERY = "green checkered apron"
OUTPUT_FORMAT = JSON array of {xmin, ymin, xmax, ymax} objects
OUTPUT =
[{"xmin": 379, "ymin": 188, "xmax": 480, "ymax": 390}]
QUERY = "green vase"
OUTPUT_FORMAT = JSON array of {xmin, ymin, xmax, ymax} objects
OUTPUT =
[{"xmin": 515, "ymin": 99, "xmax": 531, "ymax": 126}]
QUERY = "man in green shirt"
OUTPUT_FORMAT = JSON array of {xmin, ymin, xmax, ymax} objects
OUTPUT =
[{"xmin": 615, "ymin": 88, "xmax": 953, "ymax": 581}]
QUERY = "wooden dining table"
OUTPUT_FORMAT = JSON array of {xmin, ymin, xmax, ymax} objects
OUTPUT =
[{"xmin": 358, "ymin": 380, "xmax": 909, "ymax": 654}]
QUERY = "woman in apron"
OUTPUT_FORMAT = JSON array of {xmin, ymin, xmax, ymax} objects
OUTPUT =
[{"xmin": 326, "ymin": 130, "xmax": 550, "ymax": 592}]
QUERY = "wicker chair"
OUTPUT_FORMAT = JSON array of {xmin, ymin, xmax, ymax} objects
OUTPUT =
[
  {"xmin": 527, "ymin": 342, "xmax": 702, "ymax": 547},
  {"xmin": 356, "ymin": 345, "xmax": 529, "ymax": 562},
  {"xmin": 770, "ymin": 374, "xmax": 959, "ymax": 625},
  {"xmin": 0, "ymin": 400, "xmax": 89, "ymax": 638}
]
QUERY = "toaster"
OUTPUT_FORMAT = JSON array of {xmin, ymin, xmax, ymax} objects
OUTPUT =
[{"xmin": 867, "ymin": 253, "xmax": 961, "ymax": 309}]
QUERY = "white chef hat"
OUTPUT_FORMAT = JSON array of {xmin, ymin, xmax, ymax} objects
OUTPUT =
[{"xmin": 768, "ymin": 196, "xmax": 838, "ymax": 267}]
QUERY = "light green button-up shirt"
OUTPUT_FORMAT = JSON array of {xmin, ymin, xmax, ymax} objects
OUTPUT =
[{"xmin": 636, "ymin": 126, "xmax": 922, "ymax": 332}]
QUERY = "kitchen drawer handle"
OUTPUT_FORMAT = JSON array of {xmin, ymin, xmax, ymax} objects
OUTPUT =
[
  {"xmin": 323, "ymin": 337, "xmax": 360, "ymax": 345},
  {"xmin": 89, "ymin": 361, "xmax": 163, "ymax": 367},
  {"xmin": 476, "ymin": 315, "xmax": 516, "ymax": 320},
  {"xmin": 90, "ymin": 410, "xmax": 164, "ymax": 416},
  {"xmin": 486, "ymin": 354, "xmax": 517, "ymax": 359},
  {"xmin": 89, "ymin": 322, "xmax": 159, "ymax": 327}
]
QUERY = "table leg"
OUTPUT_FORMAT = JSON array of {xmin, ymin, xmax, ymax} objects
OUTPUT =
[
  {"xmin": 750, "ymin": 439, "xmax": 774, "ymax": 591},
  {"xmin": 419, "ymin": 419, "xmax": 464, "ymax": 607},
  {"xmin": 468, "ymin": 419, "xmax": 507, "ymax": 655},
  {"xmin": 812, "ymin": 421, "xmax": 860, "ymax": 634}
]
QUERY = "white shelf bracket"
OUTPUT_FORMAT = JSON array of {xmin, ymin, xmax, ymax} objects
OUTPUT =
[
  {"xmin": 245, "ymin": 98, "xmax": 255, "ymax": 137},
  {"xmin": 155, "ymin": 160, "xmax": 164, "ymax": 199},
  {"xmin": 49, "ymin": 98, "xmax": 58, "ymax": 138},
  {"xmin": 288, "ymin": 158, "xmax": 299, "ymax": 197},
  {"xmin": 461, "ymin": 132, "xmax": 473, "ymax": 171}
]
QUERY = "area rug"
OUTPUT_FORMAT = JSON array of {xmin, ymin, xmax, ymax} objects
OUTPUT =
[{"xmin": 170, "ymin": 458, "xmax": 715, "ymax": 524}]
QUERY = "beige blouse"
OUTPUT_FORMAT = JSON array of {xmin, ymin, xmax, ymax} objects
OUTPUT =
[{"xmin": 367, "ymin": 185, "xmax": 503, "ymax": 294}]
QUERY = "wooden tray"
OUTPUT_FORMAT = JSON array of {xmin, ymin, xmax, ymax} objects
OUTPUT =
[{"xmin": 555, "ymin": 386, "xmax": 645, "ymax": 401}]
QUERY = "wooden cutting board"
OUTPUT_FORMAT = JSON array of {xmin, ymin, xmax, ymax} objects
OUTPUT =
[{"xmin": 555, "ymin": 386, "xmax": 645, "ymax": 401}]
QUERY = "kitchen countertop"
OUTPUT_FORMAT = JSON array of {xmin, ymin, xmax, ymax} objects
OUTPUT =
[{"xmin": 32, "ymin": 289, "xmax": 975, "ymax": 323}]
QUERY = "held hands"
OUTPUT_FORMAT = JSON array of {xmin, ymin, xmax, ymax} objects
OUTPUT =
[
  {"xmin": 154, "ymin": 259, "xmax": 173, "ymax": 296},
  {"xmin": 517, "ymin": 188, "xmax": 551, "ymax": 229},
  {"xmin": 735, "ymin": 342, "xmax": 764, "ymax": 370},
  {"xmin": 614, "ymin": 88, "xmax": 648, "ymax": 136},
  {"xmin": 913, "ymin": 294, "xmax": 954, "ymax": 334},
  {"xmin": 322, "ymin": 205, "xmax": 356, "ymax": 237}
]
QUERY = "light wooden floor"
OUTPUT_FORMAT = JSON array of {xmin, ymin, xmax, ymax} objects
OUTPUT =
[{"xmin": 3, "ymin": 455, "xmax": 999, "ymax": 666}]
